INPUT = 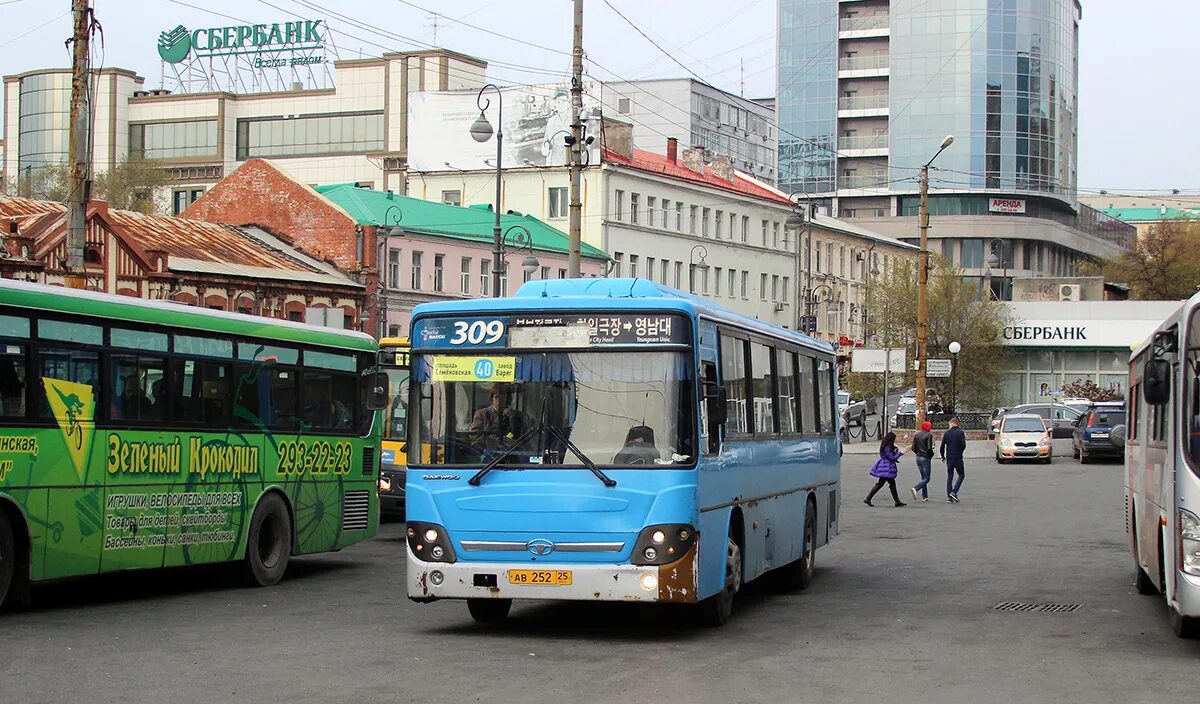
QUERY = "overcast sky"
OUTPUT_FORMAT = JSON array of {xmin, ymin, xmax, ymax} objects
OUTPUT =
[{"xmin": 0, "ymin": 0, "xmax": 1193, "ymax": 191}]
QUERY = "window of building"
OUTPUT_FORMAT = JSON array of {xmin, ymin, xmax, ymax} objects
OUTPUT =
[
  {"xmin": 433, "ymin": 254, "xmax": 444, "ymax": 292},
  {"xmin": 675, "ymin": 202, "xmax": 683, "ymax": 231},
  {"xmin": 729, "ymin": 212, "xmax": 736, "ymax": 241},
  {"xmin": 961, "ymin": 239, "xmax": 984, "ymax": 268},
  {"xmin": 618, "ymin": 97, "xmax": 631, "ymax": 114},
  {"xmin": 839, "ymin": 245, "xmax": 846, "ymax": 276},
  {"xmin": 741, "ymin": 271, "xmax": 748, "ymax": 298},
  {"xmin": 772, "ymin": 222, "xmax": 780, "ymax": 248},
  {"xmin": 130, "ymin": 120, "xmax": 219, "ymax": 160},
  {"xmin": 480, "ymin": 259, "xmax": 491, "ymax": 297},
  {"xmin": 460, "ymin": 257, "xmax": 471, "ymax": 294},
  {"xmin": 629, "ymin": 254, "xmax": 639, "ymax": 278},
  {"xmin": 558, "ymin": 268, "xmax": 567, "ymax": 279},
  {"xmin": 441, "ymin": 190, "xmax": 462, "ymax": 206},
  {"xmin": 500, "ymin": 262, "xmax": 509, "ymax": 296},
  {"xmin": 690, "ymin": 205, "xmax": 698, "ymax": 234},
  {"xmin": 760, "ymin": 273, "xmax": 768, "ymax": 301},
  {"xmin": 700, "ymin": 267, "xmax": 709, "ymax": 293},
  {"xmin": 612, "ymin": 252, "xmax": 623, "ymax": 277},
  {"xmin": 630, "ymin": 193, "xmax": 640, "ymax": 224},
  {"xmin": 702, "ymin": 208, "xmax": 710, "ymax": 237},
  {"xmin": 674, "ymin": 261, "xmax": 683, "ymax": 288},
  {"xmin": 547, "ymin": 186, "xmax": 568, "ymax": 219},
  {"xmin": 646, "ymin": 257, "xmax": 656, "ymax": 282},
  {"xmin": 741, "ymin": 215, "xmax": 749, "ymax": 243},
  {"xmin": 388, "ymin": 248, "xmax": 401, "ymax": 289},
  {"xmin": 761, "ymin": 219, "xmax": 769, "ymax": 246},
  {"xmin": 646, "ymin": 197, "xmax": 657, "ymax": 227},
  {"xmin": 815, "ymin": 241, "xmax": 823, "ymax": 272},
  {"xmin": 728, "ymin": 268, "xmax": 736, "ymax": 295},
  {"xmin": 782, "ymin": 277, "xmax": 790, "ymax": 304},
  {"xmin": 715, "ymin": 210, "xmax": 723, "ymax": 238},
  {"xmin": 660, "ymin": 259, "xmax": 668, "ymax": 283},
  {"xmin": 540, "ymin": 266, "xmax": 550, "ymax": 280},
  {"xmin": 826, "ymin": 243, "xmax": 833, "ymax": 273},
  {"xmin": 661, "ymin": 199, "xmax": 670, "ymax": 228},
  {"xmin": 772, "ymin": 275, "xmax": 779, "ymax": 301},
  {"xmin": 235, "ymin": 111, "xmax": 384, "ymax": 159},
  {"xmin": 171, "ymin": 188, "xmax": 205, "ymax": 215},
  {"xmin": 615, "ymin": 190, "xmax": 624, "ymax": 221},
  {"xmin": 411, "ymin": 251, "xmax": 423, "ymax": 290}
]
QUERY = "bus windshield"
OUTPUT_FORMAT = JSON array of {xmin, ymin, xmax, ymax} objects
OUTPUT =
[{"xmin": 413, "ymin": 350, "xmax": 695, "ymax": 468}]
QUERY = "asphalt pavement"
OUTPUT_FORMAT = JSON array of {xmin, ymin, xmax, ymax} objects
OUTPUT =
[{"xmin": 2, "ymin": 442, "xmax": 1196, "ymax": 704}]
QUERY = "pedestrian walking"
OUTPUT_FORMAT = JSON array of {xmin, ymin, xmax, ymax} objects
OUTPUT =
[
  {"xmin": 940, "ymin": 417, "xmax": 967, "ymax": 503},
  {"xmin": 910, "ymin": 420, "xmax": 934, "ymax": 501},
  {"xmin": 864, "ymin": 431, "xmax": 906, "ymax": 507}
]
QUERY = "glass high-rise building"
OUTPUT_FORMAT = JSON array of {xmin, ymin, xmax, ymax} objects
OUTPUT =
[{"xmin": 777, "ymin": 0, "xmax": 1133, "ymax": 298}]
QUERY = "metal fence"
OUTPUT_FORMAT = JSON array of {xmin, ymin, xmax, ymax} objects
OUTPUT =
[{"xmin": 890, "ymin": 412, "xmax": 991, "ymax": 431}]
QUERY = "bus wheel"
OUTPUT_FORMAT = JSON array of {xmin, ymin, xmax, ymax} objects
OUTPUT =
[
  {"xmin": 1170, "ymin": 605, "xmax": 1200, "ymax": 639},
  {"xmin": 781, "ymin": 504, "xmax": 817, "ymax": 591},
  {"xmin": 0, "ymin": 512, "xmax": 14, "ymax": 608},
  {"xmin": 701, "ymin": 535, "xmax": 741, "ymax": 627},
  {"xmin": 467, "ymin": 598, "xmax": 512, "ymax": 623},
  {"xmin": 243, "ymin": 493, "xmax": 292, "ymax": 587},
  {"xmin": 1135, "ymin": 564, "xmax": 1158, "ymax": 595}
]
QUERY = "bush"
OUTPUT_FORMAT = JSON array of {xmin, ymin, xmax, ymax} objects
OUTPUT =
[{"xmin": 1060, "ymin": 378, "xmax": 1124, "ymax": 402}]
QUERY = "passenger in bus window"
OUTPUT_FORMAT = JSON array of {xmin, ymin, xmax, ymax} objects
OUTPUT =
[
  {"xmin": 0, "ymin": 355, "xmax": 25, "ymax": 416},
  {"xmin": 469, "ymin": 384, "xmax": 529, "ymax": 448},
  {"xmin": 114, "ymin": 375, "xmax": 151, "ymax": 420},
  {"xmin": 148, "ymin": 379, "xmax": 168, "ymax": 419},
  {"xmin": 613, "ymin": 425, "xmax": 660, "ymax": 465}
]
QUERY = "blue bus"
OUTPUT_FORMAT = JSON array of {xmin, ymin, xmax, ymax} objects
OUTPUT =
[{"xmin": 404, "ymin": 279, "xmax": 841, "ymax": 625}]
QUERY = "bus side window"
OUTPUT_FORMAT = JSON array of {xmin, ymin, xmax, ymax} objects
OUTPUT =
[
  {"xmin": 173, "ymin": 358, "xmax": 231, "ymax": 427},
  {"xmin": 37, "ymin": 347, "xmax": 100, "ymax": 420},
  {"xmin": 0, "ymin": 345, "xmax": 27, "ymax": 418}
]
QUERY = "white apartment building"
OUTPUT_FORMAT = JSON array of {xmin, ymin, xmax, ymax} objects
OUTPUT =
[
  {"xmin": 407, "ymin": 123, "xmax": 915, "ymax": 342},
  {"xmin": 2, "ymin": 50, "xmax": 485, "ymax": 213}
]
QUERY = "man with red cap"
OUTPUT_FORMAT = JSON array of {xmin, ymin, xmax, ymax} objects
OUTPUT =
[{"xmin": 910, "ymin": 420, "xmax": 935, "ymax": 501}]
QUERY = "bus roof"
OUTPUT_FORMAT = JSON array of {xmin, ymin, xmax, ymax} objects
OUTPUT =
[
  {"xmin": 411, "ymin": 278, "xmax": 835, "ymax": 354},
  {"xmin": 0, "ymin": 279, "xmax": 377, "ymax": 352},
  {"xmin": 380, "ymin": 336, "xmax": 411, "ymax": 348}
]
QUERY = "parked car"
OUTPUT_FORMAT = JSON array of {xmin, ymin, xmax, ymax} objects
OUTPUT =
[
  {"xmin": 890, "ymin": 397, "xmax": 918, "ymax": 427},
  {"xmin": 1059, "ymin": 397, "xmax": 1090, "ymax": 406},
  {"xmin": 987, "ymin": 407, "xmax": 1008, "ymax": 440},
  {"xmin": 838, "ymin": 391, "xmax": 868, "ymax": 427},
  {"xmin": 1072, "ymin": 402, "xmax": 1127, "ymax": 463},
  {"xmin": 995, "ymin": 413, "xmax": 1053, "ymax": 464},
  {"xmin": 901, "ymin": 387, "xmax": 917, "ymax": 400},
  {"xmin": 1004, "ymin": 402, "xmax": 1082, "ymax": 438}
]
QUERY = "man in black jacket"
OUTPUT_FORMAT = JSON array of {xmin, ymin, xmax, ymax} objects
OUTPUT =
[
  {"xmin": 940, "ymin": 417, "xmax": 968, "ymax": 503},
  {"xmin": 910, "ymin": 420, "xmax": 935, "ymax": 501}
]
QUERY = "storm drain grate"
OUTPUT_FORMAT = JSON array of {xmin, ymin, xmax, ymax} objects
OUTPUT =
[{"xmin": 993, "ymin": 601, "xmax": 1082, "ymax": 613}]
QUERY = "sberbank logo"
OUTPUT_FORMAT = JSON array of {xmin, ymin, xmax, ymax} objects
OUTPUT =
[
  {"xmin": 157, "ymin": 25, "xmax": 191, "ymax": 64},
  {"xmin": 155, "ymin": 20, "xmax": 325, "ymax": 65}
]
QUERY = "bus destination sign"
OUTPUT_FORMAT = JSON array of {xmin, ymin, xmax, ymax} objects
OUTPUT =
[{"xmin": 415, "ymin": 313, "xmax": 688, "ymax": 349}]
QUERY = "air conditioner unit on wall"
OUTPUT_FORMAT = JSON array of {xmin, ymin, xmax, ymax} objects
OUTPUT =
[
  {"xmin": 774, "ymin": 302, "xmax": 785, "ymax": 312},
  {"xmin": 1059, "ymin": 284, "xmax": 1081, "ymax": 301}
]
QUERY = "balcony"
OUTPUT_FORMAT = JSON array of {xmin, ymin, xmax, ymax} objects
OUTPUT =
[
  {"xmin": 839, "ymin": 14, "xmax": 889, "ymax": 36},
  {"xmin": 838, "ymin": 54, "xmax": 889, "ymax": 79},
  {"xmin": 838, "ymin": 134, "xmax": 889, "ymax": 156},
  {"xmin": 837, "ymin": 93, "xmax": 889, "ymax": 118}
]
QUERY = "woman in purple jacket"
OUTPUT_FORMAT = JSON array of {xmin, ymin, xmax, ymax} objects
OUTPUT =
[{"xmin": 864, "ymin": 431, "xmax": 907, "ymax": 507}]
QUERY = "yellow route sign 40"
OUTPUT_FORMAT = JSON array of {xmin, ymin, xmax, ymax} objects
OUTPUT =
[{"xmin": 430, "ymin": 356, "xmax": 516, "ymax": 383}]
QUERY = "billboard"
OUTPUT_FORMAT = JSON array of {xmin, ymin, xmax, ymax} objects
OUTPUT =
[
  {"xmin": 407, "ymin": 83, "xmax": 604, "ymax": 171},
  {"xmin": 851, "ymin": 348, "xmax": 907, "ymax": 374},
  {"xmin": 988, "ymin": 197, "xmax": 1026, "ymax": 214}
]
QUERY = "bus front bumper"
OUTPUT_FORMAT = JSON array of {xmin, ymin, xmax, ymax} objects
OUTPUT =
[{"xmin": 406, "ymin": 545, "xmax": 698, "ymax": 604}]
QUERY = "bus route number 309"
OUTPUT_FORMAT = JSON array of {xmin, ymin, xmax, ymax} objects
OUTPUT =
[{"xmin": 450, "ymin": 320, "xmax": 505, "ymax": 345}]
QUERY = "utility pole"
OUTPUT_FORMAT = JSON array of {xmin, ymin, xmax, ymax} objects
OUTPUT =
[
  {"xmin": 65, "ymin": 0, "xmax": 92, "ymax": 290},
  {"xmin": 915, "ymin": 164, "xmax": 930, "ymax": 423},
  {"xmin": 566, "ymin": 0, "xmax": 584, "ymax": 278}
]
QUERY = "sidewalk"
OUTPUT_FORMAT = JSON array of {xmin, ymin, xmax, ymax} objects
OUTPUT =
[{"xmin": 842, "ymin": 439, "xmax": 996, "ymax": 459}]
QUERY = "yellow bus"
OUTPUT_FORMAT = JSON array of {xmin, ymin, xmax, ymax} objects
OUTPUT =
[{"xmin": 378, "ymin": 337, "xmax": 410, "ymax": 517}]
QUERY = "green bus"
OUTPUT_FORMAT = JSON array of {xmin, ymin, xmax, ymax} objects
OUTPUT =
[{"xmin": 0, "ymin": 280, "xmax": 383, "ymax": 607}]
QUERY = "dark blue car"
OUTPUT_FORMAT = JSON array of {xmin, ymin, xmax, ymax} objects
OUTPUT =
[{"xmin": 1071, "ymin": 403, "xmax": 1126, "ymax": 463}]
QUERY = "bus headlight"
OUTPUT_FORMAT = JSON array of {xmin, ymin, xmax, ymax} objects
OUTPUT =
[
  {"xmin": 378, "ymin": 476, "xmax": 392, "ymax": 493},
  {"xmin": 407, "ymin": 521, "xmax": 457, "ymax": 563},
  {"xmin": 631, "ymin": 524, "xmax": 696, "ymax": 566},
  {"xmin": 1181, "ymin": 509, "xmax": 1200, "ymax": 576}
]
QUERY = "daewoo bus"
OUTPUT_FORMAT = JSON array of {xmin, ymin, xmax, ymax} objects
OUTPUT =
[
  {"xmin": 0, "ymin": 281, "xmax": 383, "ymax": 608},
  {"xmin": 405, "ymin": 279, "xmax": 841, "ymax": 626}
]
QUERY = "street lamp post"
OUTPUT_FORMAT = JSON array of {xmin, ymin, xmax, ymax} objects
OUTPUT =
[
  {"xmin": 469, "ymin": 83, "xmax": 505, "ymax": 298},
  {"xmin": 689, "ymin": 245, "xmax": 709, "ymax": 293},
  {"xmin": 948, "ymin": 340, "xmax": 961, "ymax": 414},
  {"xmin": 916, "ymin": 134, "xmax": 955, "ymax": 424},
  {"xmin": 501, "ymin": 224, "xmax": 540, "ymax": 285},
  {"xmin": 375, "ymin": 205, "xmax": 405, "ymax": 337}
]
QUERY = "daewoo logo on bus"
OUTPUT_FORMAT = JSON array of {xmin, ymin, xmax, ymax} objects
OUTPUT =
[{"xmin": 526, "ymin": 539, "xmax": 555, "ymax": 556}]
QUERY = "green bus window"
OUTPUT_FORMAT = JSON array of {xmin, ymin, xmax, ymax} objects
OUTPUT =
[
  {"xmin": 173, "ymin": 359, "xmax": 230, "ymax": 426},
  {"xmin": 0, "ymin": 345, "xmax": 27, "ymax": 417},
  {"xmin": 111, "ymin": 355, "xmax": 166, "ymax": 421},
  {"xmin": 40, "ymin": 320, "xmax": 102, "ymax": 345},
  {"xmin": 306, "ymin": 350, "xmax": 356, "ymax": 372},
  {"xmin": 238, "ymin": 342, "xmax": 299, "ymax": 366},
  {"xmin": 304, "ymin": 370, "xmax": 356, "ymax": 432},
  {"xmin": 0, "ymin": 314, "xmax": 30, "ymax": 338},
  {"xmin": 38, "ymin": 348, "xmax": 99, "ymax": 419},
  {"xmin": 111, "ymin": 328, "xmax": 167, "ymax": 352},
  {"xmin": 175, "ymin": 335, "xmax": 233, "ymax": 358},
  {"xmin": 271, "ymin": 368, "xmax": 299, "ymax": 427}
]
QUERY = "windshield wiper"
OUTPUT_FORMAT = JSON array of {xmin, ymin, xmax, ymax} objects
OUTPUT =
[
  {"xmin": 543, "ymin": 424, "xmax": 617, "ymax": 487},
  {"xmin": 467, "ymin": 422, "xmax": 545, "ymax": 486}
]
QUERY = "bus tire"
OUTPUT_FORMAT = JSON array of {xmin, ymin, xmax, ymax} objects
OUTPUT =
[
  {"xmin": 1170, "ymin": 605, "xmax": 1200, "ymax": 639},
  {"xmin": 700, "ymin": 534, "xmax": 741, "ymax": 627},
  {"xmin": 781, "ymin": 501, "xmax": 817, "ymax": 592},
  {"xmin": 0, "ymin": 512, "xmax": 14, "ymax": 608},
  {"xmin": 243, "ymin": 493, "xmax": 292, "ymax": 587},
  {"xmin": 467, "ymin": 598, "xmax": 511, "ymax": 623},
  {"xmin": 1135, "ymin": 564, "xmax": 1158, "ymax": 595}
]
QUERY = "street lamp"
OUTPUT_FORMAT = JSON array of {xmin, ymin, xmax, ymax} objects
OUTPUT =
[
  {"xmin": 809, "ymin": 283, "xmax": 835, "ymax": 338},
  {"xmin": 374, "ymin": 205, "xmax": 405, "ymax": 337},
  {"xmin": 689, "ymin": 244, "xmax": 709, "ymax": 293},
  {"xmin": 469, "ymin": 83, "xmax": 505, "ymax": 298},
  {"xmin": 501, "ymin": 224, "xmax": 540, "ymax": 285},
  {"xmin": 916, "ymin": 134, "xmax": 955, "ymax": 423},
  {"xmin": 948, "ymin": 340, "xmax": 962, "ymax": 414}
]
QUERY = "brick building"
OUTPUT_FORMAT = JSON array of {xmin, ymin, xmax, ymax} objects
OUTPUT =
[
  {"xmin": 184, "ymin": 159, "xmax": 608, "ymax": 337},
  {"xmin": 0, "ymin": 196, "xmax": 365, "ymax": 325}
]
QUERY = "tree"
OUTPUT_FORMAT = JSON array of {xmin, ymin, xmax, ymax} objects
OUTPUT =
[
  {"xmin": 1089, "ymin": 219, "xmax": 1200, "ymax": 300},
  {"xmin": 843, "ymin": 256, "xmax": 1016, "ymax": 411},
  {"xmin": 0, "ymin": 158, "xmax": 168, "ymax": 215}
]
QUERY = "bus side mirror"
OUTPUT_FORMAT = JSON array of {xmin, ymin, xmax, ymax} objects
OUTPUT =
[
  {"xmin": 1144, "ymin": 358, "xmax": 1171, "ymax": 405},
  {"xmin": 704, "ymin": 382, "xmax": 728, "ymax": 426},
  {"xmin": 365, "ymin": 372, "xmax": 389, "ymax": 411}
]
